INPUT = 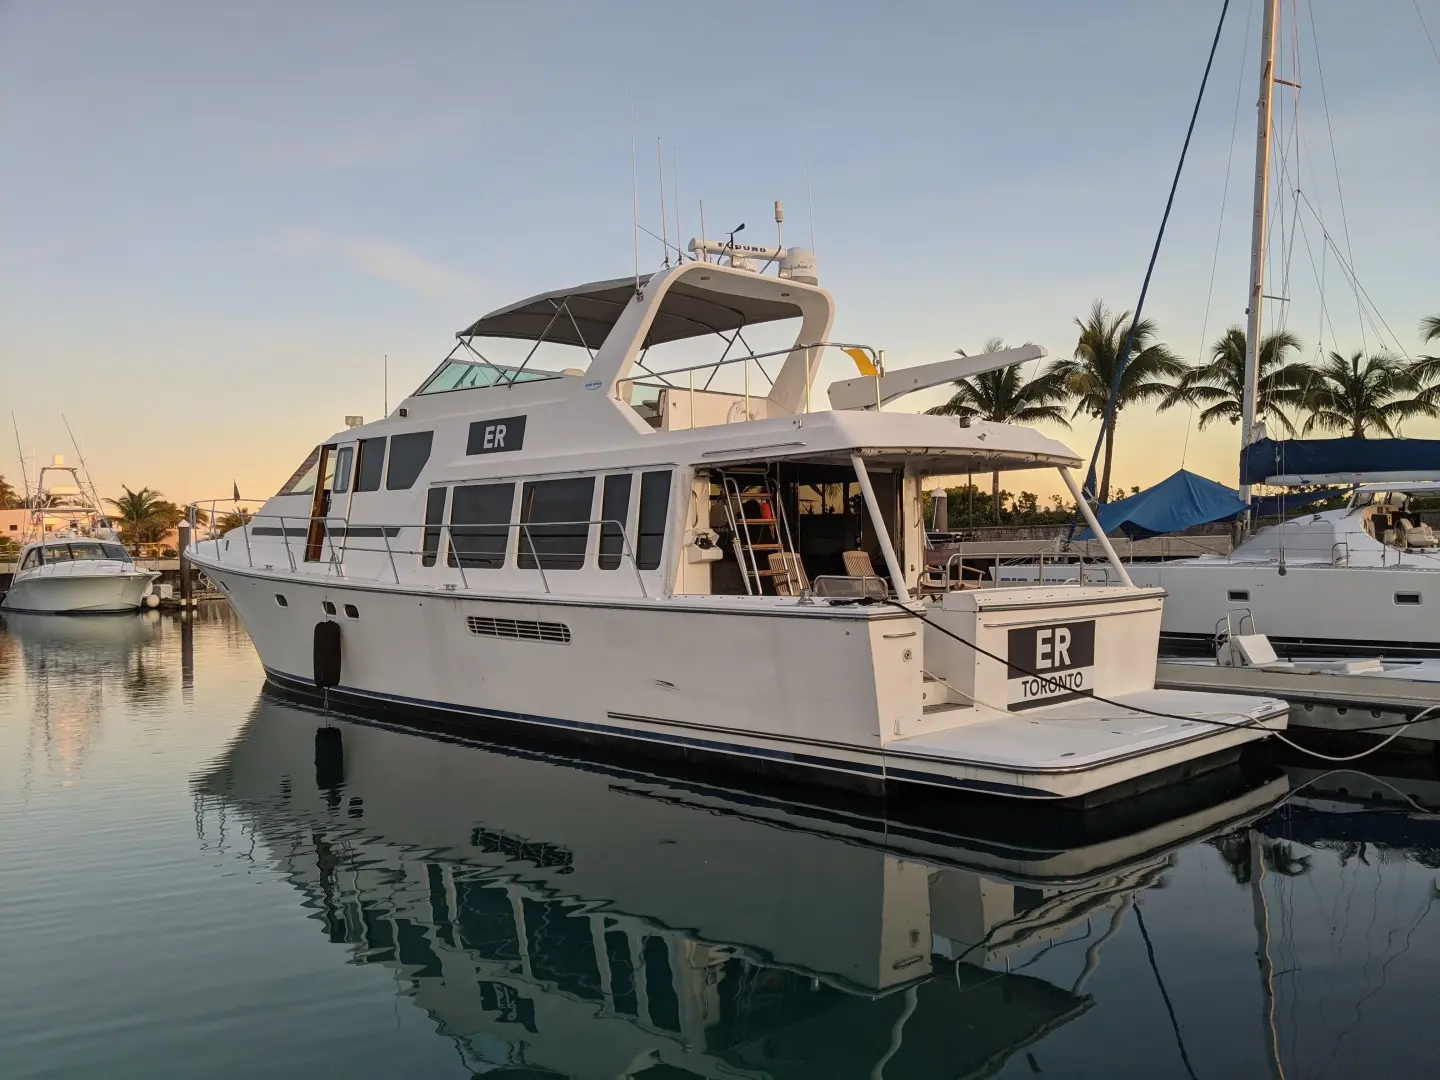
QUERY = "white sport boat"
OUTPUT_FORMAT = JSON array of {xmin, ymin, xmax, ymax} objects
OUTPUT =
[
  {"xmin": 189, "ymin": 238, "xmax": 1286, "ymax": 803},
  {"xmin": 2, "ymin": 457, "xmax": 158, "ymax": 615}
]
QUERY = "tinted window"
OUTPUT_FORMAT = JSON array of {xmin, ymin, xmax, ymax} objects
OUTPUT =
[
  {"xmin": 100, "ymin": 543, "xmax": 130, "ymax": 561},
  {"xmin": 355, "ymin": 437, "xmax": 387, "ymax": 492},
  {"xmin": 450, "ymin": 483, "xmax": 514, "ymax": 569},
  {"xmin": 422, "ymin": 487, "xmax": 447, "ymax": 567},
  {"xmin": 387, "ymin": 431, "xmax": 433, "ymax": 490},
  {"xmin": 333, "ymin": 446, "xmax": 354, "ymax": 494},
  {"xmin": 519, "ymin": 477, "xmax": 595, "ymax": 571},
  {"xmin": 598, "ymin": 473, "xmax": 632, "ymax": 571},
  {"xmin": 21, "ymin": 548, "xmax": 39, "ymax": 570},
  {"xmin": 637, "ymin": 470, "xmax": 672, "ymax": 570},
  {"xmin": 277, "ymin": 446, "xmax": 321, "ymax": 496}
]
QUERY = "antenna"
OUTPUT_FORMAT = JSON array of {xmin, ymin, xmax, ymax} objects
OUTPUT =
[
  {"xmin": 724, "ymin": 222, "xmax": 745, "ymax": 260},
  {"xmin": 805, "ymin": 150, "xmax": 817, "ymax": 255},
  {"xmin": 672, "ymin": 148, "xmax": 681, "ymax": 262},
  {"xmin": 699, "ymin": 199, "xmax": 709, "ymax": 263},
  {"xmin": 60, "ymin": 413, "xmax": 103, "ymax": 510},
  {"xmin": 11, "ymin": 412, "xmax": 29, "ymax": 509},
  {"xmin": 656, "ymin": 139, "xmax": 670, "ymax": 267},
  {"xmin": 384, "ymin": 354, "xmax": 388, "ymax": 415},
  {"xmin": 630, "ymin": 104, "xmax": 640, "ymax": 292},
  {"xmin": 774, "ymin": 199, "xmax": 784, "ymax": 250}
]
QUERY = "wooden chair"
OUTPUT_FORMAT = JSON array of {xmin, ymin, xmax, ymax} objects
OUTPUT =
[
  {"xmin": 768, "ymin": 551, "xmax": 809, "ymax": 596},
  {"xmin": 842, "ymin": 549, "xmax": 877, "ymax": 579}
]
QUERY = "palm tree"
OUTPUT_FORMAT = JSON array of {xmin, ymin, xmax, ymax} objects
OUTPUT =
[
  {"xmin": 104, "ymin": 486, "xmax": 171, "ymax": 547},
  {"xmin": 1419, "ymin": 313, "xmax": 1440, "ymax": 386},
  {"xmin": 0, "ymin": 474, "xmax": 18, "ymax": 509},
  {"xmin": 927, "ymin": 338, "xmax": 1071, "ymax": 522},
  {"xmin": 217, "ymin": 509, "xmax": 253, "ymax": 533},
  {"xmin": 1299, "ymin": 350, "xmax": 1437, "ymax": 438},
  {"xmin": 1163, "ymin": 326, "xmax": 1308, "ymax": 436},
  {"xmin": 1046, "ymin": 301, "xmax": 1186, "ymax": 502}
]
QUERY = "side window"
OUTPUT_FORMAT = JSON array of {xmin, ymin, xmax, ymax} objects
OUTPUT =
[
  {"xmin": 354, "ymin": 437, "xmax": 387, "ymax": 492},
  {"xmin": 422, "ymin": 487, "xmax": 448, "ymax": 567},
  {"xmin": 450, "ymin": 483, "xmax": 514, "ymax": 569},
  {"xmin": 333, "ymin": 446, "xmax": 354, "ymax": 494},
  {"xmin": 277, "ymin": 446, "xmax": 321, "ymax": 496},
  {"xmin": 519, "ymin": 477, "xmax": 596, "ymax": 571},
  {"xmin": 387, "ymin": 431, "xmax": 434, "ymax": 490},
  {"xmin": 598, "ymin": 473, "xmax": 633, "ymax": 570},
  {"xmin": 637, "ymin": 470, "xmax": 672, "ymax": 571},
  {"xmin": 21, "ymin": 548, "xmax": 39, "ymax": 570}
]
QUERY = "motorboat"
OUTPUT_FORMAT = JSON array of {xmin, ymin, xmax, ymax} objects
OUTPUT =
[
  {"xmin": 188, "ymin": 237, "xmax": 1286, "ymax": 803},
  {"xmin": 1, "ymin": 457, "xmax": 158, "ymax": 615}
]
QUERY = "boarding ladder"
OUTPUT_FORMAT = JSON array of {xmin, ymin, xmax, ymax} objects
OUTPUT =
[{"xmin": 720, "ymin": 470, "xmax": 804, "ymax": 595}]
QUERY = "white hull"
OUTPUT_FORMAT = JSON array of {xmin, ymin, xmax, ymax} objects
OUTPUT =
[
  {"xmin": 2, "ymin": 566, "xmax": 156, "ymax": 614},
  {"xmin": 997, "ymin": 560, "xmax": 1440, "ymax": 654},
  {"xmin": 203, "ymin": 560, "xmax": 1284, "ymax": 803}
]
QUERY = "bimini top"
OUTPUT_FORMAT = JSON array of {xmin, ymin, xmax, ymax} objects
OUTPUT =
[{"xmin": 457, "ymin": 272, "xmax": 813, "ymax": 349}]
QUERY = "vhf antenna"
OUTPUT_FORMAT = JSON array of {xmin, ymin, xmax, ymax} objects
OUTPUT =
[
  {"xmin": 672, "ymin": 148, "xmax": 681, "ymax": 262},
  {"xmin": 630, "ymin": 102, "xmax": 640, "ymax": 293},
  {"xmin": 657, "ymin": 139, "xmax": 669, "ymax": 267}
]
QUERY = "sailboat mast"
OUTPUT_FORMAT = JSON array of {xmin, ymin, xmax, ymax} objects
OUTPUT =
[{"xmin": 1240, "ymin": 0, "xmax": 1279, "ymax": 506}]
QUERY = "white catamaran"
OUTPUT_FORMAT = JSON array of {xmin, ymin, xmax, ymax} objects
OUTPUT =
[{"xmin": 189, "ymin": 237, "xmax": 1286, "ymax": 803}]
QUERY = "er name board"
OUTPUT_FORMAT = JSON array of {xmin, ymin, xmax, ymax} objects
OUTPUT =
[
  {"xmin": 467, "ymin": 415, "xmax": 527, "ymax": 455},
  {"xmin": 1005, "ymin": 620, "xmax": 1097, "ymax": 710}
]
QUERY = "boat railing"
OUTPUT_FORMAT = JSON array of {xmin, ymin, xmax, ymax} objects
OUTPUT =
[
  {"xmin": 624, "ymin": 340, "xmax": 882, "ymax": 420},
  {"xmin": 940, "ymin": 547, "xmax": 1117, "ymax": 588},
  {"xmin": 186, "ymin": 508, "xmax": 651, "ymax": 598}
]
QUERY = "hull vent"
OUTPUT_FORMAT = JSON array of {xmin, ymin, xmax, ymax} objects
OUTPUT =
[{"xmin": 466, "ymin": 615, "xmax": 571, "ymax": 644}]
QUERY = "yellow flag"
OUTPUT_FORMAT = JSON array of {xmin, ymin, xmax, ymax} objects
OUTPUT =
[{"xmin": 844, "ymin": 347, "xmax": 877, "ymax": 377}]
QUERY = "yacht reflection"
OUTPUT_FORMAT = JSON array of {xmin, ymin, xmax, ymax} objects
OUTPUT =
[
  {"xmin": 2, "ymin": 610, "xmax": 166, "ymax": 775},
  {"xmin": 196, "ymin": 696, "xmax": 1291, "ymax": 1078}
]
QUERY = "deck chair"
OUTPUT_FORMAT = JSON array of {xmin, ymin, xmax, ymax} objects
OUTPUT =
[
  {"xmin": 768, "ymin": 551, "xmax": 809, "ymax": 596},
  {"xmin": 842, "ymin": 549, "xmax": 877, "ymax": 579}
]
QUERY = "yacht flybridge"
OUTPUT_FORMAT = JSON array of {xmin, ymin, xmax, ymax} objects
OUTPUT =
[{"xmin": 188, "ymin": 246, "xmax": 1286, "ymax": 803}]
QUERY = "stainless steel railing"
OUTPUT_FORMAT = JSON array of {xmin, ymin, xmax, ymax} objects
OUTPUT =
[{"xmin": 185, "ymin": 508, "xmax": 651, "ymax": 598}]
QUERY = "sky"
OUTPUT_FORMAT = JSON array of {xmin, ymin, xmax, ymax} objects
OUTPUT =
[{"xmin": 2, "ymin": 0, "xmax": 1438, "ymax": 506}]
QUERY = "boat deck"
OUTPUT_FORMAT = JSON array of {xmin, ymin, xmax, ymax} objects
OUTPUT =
[{"xmin": 888, "ymin": 690, "xmax": 1287, "ymax": 801}]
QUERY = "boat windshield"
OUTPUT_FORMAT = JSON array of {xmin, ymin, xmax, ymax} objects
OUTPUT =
[
  {"xmin": 418, "ymin": 359, "xmax": 559, "ymax": 395},
  {"xmin": 41, "ymin": 541, "xmax": 131, "ymax": 563}
]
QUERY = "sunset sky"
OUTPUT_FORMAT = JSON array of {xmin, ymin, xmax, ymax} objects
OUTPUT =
[{"xmin": 3, "ymin": 1, "xmax": 1437, "ymax": 506}]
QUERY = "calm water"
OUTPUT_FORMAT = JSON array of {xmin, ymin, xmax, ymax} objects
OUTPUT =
[{"xmin": 2, "ymin": 607, "xmax": 1439, "ymax": 1079}]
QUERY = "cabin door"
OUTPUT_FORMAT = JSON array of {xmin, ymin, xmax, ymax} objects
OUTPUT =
[{"xmin": 304, "ymin": 444, "xmax": 337, "ymax": 562}]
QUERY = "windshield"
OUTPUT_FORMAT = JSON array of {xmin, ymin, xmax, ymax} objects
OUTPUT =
[
  {"xmin": 42, "ymin": 542, "xmax": 131, "ymax": 563},
  {"xmin": 418, "ymin": 359, "xmax": 558, "ymax": 395}
]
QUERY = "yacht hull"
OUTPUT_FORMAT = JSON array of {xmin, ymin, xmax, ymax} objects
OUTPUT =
[
  {"xmin": 204, "ymin": 561, "xmax": 1284, "ymax": 806},
  {"xmin": 1, "ymin": 568, "xmax": 156, "ymax": 614}
]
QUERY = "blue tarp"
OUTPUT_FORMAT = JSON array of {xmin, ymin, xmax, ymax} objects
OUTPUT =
[
  {"xmin": 1241, "ymin": 436, "xmax": 1440, "ymax": 485},
  {"xmin": 1076, "ymin": 469, "xmax": 1248, "ymax": 540}
]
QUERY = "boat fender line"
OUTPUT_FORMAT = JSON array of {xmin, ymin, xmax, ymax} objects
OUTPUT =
[
  {"xmin": 881, "ymin": 599, "xmax": 1440, "ymax": 762},
  {"xmin": 314, "ymin": 620, "xmax": 342, "ymax": 689}
]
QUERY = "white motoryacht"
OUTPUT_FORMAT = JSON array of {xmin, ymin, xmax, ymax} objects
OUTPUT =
[
  {"xmin": 188, "ymin": 240, "xmax": 1286, "ymax": 803},
  {"xmin": 2, "ymin": 457, "xmax": 158, "ymax": 615}
]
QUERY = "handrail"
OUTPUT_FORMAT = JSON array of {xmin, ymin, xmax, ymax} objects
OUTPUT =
[{"xmin": 192, "ymin": 511, "xmax": 651, "ymax": 598}]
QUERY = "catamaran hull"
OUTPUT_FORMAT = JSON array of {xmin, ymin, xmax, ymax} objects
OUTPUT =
[
  {"xmin": 996, "ymin": 562, "xmax": 1440, "ymax": 657},
  {"xmin": 1, "ymin": 570, "xmax": 156, "ymax": 614},
  {"xmin": 204, "ymin": 561, "xmax": 1283, "ymax": 805}
]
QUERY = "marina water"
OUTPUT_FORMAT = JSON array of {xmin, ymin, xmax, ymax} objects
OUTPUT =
[{"xmin": 2, "ymin": 607, "xmax": 1438, "ymax": 1079}]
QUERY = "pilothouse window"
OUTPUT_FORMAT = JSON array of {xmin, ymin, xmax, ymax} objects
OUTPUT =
[
  {"xmin": 333, "ymin": 446, "xmax": 354, "ymax": 494},
  {"xmin": 637, "ymin": 471, "xmax": 672, "ymax": 570},
  {"xmin": 386, "ymin": 432, "xmax": 433, "ymax": 490},
  {"xmin": 519, "ymin": 478, "xmax": 595, "ymax": 570},
  {"xmin": 598, "ymin": 474, "xmax": 632, "ymax": 570},
  {"xmin": 277, "ymin": 446, "xmax": 322, "ymax": 496},
  {"xmin": 354, "ymin": 437, "xmax": 387, "ymax": 492},
  {"xmin": 450, "ymin": 483, "xmax": 515, "ymax": 569}
]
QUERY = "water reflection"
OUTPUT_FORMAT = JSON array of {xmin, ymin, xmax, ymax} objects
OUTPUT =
[
  {"xmin": 194, "ymin": 696, "xmax": 1301, "ymax": 1078},
  {"xmin": 2, "ymin": 611, "xmax": 167, "ymax": 781}
]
